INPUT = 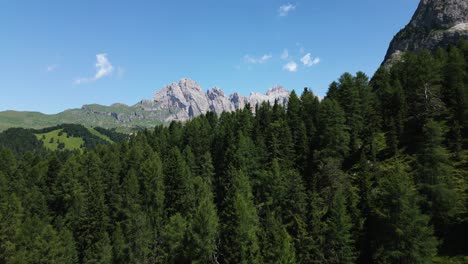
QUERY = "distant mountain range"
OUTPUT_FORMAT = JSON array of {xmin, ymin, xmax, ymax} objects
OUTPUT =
[
  {"xmin": 0, "ymin": 79, "xmax": 290, "ymax": 131},
  {"xmin": 137, "ymin": 78, "xmax": 290, "ymax": 121},
  {"xmin": 2, "ymin": 0, "xmax": 467, "ymax": 131}
]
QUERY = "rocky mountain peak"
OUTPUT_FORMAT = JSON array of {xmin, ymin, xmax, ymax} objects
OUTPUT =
[
  {"xmin": 147, "ymin": 78, "xmax": 291, "ymax": 121},
  {"xmin": 229, "ymin": 92, "xmax": 246, "ymax": 110},
  {"xmin": 383, "ymin": 0, "xmax": 468, "ymax": 65},
  {"xmin": 178, "ymin": 78, "xmax": 202, "ymax": 92},
  {"xmin": 411, "ymin": 0, "xmax": 467, "ymax": 29},
  {"xmin": 266, "ymin": 85, "xmax": 290, "ymax": 96},
  {"xmin": 207, "ymin": 87, "xmax": 226, "ymax": 99}
]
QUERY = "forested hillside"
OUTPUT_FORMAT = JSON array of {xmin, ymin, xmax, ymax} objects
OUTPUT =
[
  {"xmin": 0, "ymin": 42, "xmax": 467, "ymax": 263},
  {"xmin": 0, "ymin": 124, "xmax": 128, "ymax": 156}
]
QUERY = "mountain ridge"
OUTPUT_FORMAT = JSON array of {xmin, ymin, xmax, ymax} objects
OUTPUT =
[
  {"xmin": 141, "ymin": 78, "xmax": 290, "ymax": 121},
  {"xmin": 0, "ymin": 78, "xmax": 291, "ymax": 131}
]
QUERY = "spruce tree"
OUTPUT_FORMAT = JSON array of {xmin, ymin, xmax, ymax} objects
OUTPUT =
[
  {"xmin": 187, "ymin": 176, "xmax": 219, "ymax": 263},
  {"xmin": 163, "ymin": 147, "xmax": 194, "ymax": 216},
  {"xmin": 161, "ymin": 213, "xmax": 189, "ymax": 263},
  {"xmin": 323, "ymin": 187, "xmax": 356, "ymax": 264},
  {"xmin": 261, "ymin": 212, "xmax": 296, "ymax": 264},
  {"xmin": 316, "ymin": 98, "xmax": 350, "ymax": 161},
  {"xmin": 370, "ymin": 158, "xmax": 438, "ymax": 263},
  {"xmin": 220, "ymin": 169, "xmax": 262, "ymax": 264},
  {"xmin": 416, "ymin": 120, "xmax": 457, "ymax": 234},
  {"xmin": 442, "ymin": 47, "xmax": 466, "ymax": 155}
]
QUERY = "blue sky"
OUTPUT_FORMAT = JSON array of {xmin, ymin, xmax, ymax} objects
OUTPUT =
[{"xmin": 0, "ymin": 0, "xmax": 419, "ymax": 114}]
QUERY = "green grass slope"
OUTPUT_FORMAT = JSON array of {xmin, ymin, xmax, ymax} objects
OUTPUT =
[
  {"xmin": 87, "ymin": 127, "xmax": 113, "ymax": 143},
  {"xmin": 0, "ymin": 103, "xmax": 166, "ymax": 132},
  {"xmin": 0, "ymin": 111, "xmax": 60, "ymax": 131},
  {"xmin": 0, "ymin": 124, "xmax": 127, "ymax": 156},
  {"xmin": 35, "ymin": 129, "xmax": 84, "ymax": 151}
]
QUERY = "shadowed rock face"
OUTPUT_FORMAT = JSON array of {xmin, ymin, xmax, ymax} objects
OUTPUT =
[
  {"xmin": 383, "ymin": 0, "xmax": 468, "ymax": 66},
  {"xmin": 145, "ymin": 78, "xmax": 290, "ymax": 121}
]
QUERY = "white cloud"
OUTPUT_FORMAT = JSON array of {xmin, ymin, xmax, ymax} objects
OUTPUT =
[
  {"xmin": 278, "ymin": 4, "xmax": 296, "ymax": 16},
  {"xmin": 300, "ymin": 53, "xmax": 320, "ymax": 67},
  {"xmin": 260, "ymin": 54, "xmax": 272, "ymax": 63},
  {"xmin": 300, "ymin": 53, "xmax": 311, "ymax": 66},
  {"xmin": 283, "ymin": 61, "xmax": 298, "ymax": 72},
  {"xmin": 94, "ymin": 54, "xmax": 114, "ymax": 79},
  {"xmin": 281, "ymin": 49, "xmax": 289, "ymax": 60},
  {"xmin": 46, "ymin": 64, "xmax": 58, "ymax": 72},
  {"xmin": 244, "ymin": 54, "xmax": 272, "ymax": 64},
  {"xmin": 74, "ymin": 53, "xmax": 114, "ymax": 84},
  {"xmin": 244, "ymin": 55, "xmax": 256, "ymax": 64}
]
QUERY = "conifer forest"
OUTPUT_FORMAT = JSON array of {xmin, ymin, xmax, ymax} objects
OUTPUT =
[{"xmin": 0, "ymin": 43, "xmax": 467, "ymax": 263}]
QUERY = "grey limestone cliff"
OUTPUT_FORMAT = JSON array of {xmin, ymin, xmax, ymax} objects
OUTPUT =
[
  {"xmin": 384, "ymin": 0, "xmax": 468, "ymax": 65},
  {"xmin": 137, "ymin": 78, "xmax": 290, "ymax": 121}
]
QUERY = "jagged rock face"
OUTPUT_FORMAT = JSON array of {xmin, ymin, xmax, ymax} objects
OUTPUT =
[
  {"xmin": 248, "ymin": 85, "xmax": 290, "ymax": 112},
  {"xmin": 229, "ymin": 92, "xmax": 246, "ymax": 110},
  {"xmin": 152, "ymin": 78, "xmax": 210, "ymax": 121},
  {"xmin": 207, "ymin": 87, "xmax": 236, "ymax": 114},
  {"xmin": 265, "ymin": 85, "xmax": 290, "ymax": 106},
  {"xmin": 410, "ymin": 0, "xmax": 467, "ymax": 29},
  {"xmin": 383, "ymin": 0, "xmax": 468, "ymax": 65},
  {"xmin": 149, "ymin": 78, "xmax": 290, "ymax": 121}
]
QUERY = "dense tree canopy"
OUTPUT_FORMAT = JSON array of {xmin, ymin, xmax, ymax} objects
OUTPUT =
[{"xmin": 0, "ymin": 42, "xmax": 467, "ymax": 263}]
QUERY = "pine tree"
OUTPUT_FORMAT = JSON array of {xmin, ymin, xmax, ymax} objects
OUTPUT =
[
  {"xmin": 163, "ymin": 147, "xmax": 194, "ymax": 215},
  {"xmin": 82, "ymin": 232, "xmax": 112, "ymax": 264},
  {"xmin": 220, "ymin": 169, "xmax": 262, "ymax": 264},
  {"xmin": 261, "ymin": 212, "xmax": 296, "ymax": 264},
  {"xmin": 111, "ymin": 224, "xmax": 129, "ymax": 264},
  {"xmin": 119, "ymin": 168, "xmax": 152, "ymax": 263},
  {"xmin": 0, "ymin": 185, "xmax": 24, "ymax": 263},
  {"xmin": 12, "ymin": 217, "xmax": 78, "ymax": 264},
  {"xmin": 316, "ymin": 99, "xmax": 350, "ymax": 161},
  {"xmin": 398, "ymin": 51, "xmax": 445, "ymax": 150},
  {"xmin": 416, "ymin": 120, "xmax": 457, "ymax": 234},
  {"xmin": 53, "ymin": 156, "xmax": 86, "ymax": 230},
  {"xmin": 161, "ymin": 213, "xmax": 189, "ymax": 263},
  {"xmin": 199, "ymin": 152, "xmax": 215, "ymax": 186},
  {"xmin": 75, "ymin": 153, "xmax": 110, "ymax": 263},
  {"xmin": 279, "ymin": 170, "xmax": 311, "ymax": 262},
  {"xmin": 139, "ymin": 153, "xmax": 165, "ymax": 230},
  {"xmin": 187, "ymin": 176, "xmax": 219, "ymax": 263},
  {"xmin": 370, "ymin": 158, "xmax": 438, "ymax": 263},
  {"xmin": 442, "ymin": 47, "xmax": 466, "ymax": 155},
  {"xmin": 323, "ymin": 187, "xmax": 356, "ymax": 264},
  {"xmin": 287, "ymin": 91, "xmax": 309, "ymax": 172},
  {"xmin": 307, "ymin": 191, "xmax": 326, "ymax": 263}
]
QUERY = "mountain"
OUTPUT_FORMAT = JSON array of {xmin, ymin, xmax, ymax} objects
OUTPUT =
[
  {"xmin": 136, "ymin": 78, "xmax": 290, "ymax": 121},
  {"xmin": 0, "ymin": 78, "xmax": 290, "ymax": 130},
  {"xmin": 383, "ymin": 0, "xmax": 468, "ymax": 65}
]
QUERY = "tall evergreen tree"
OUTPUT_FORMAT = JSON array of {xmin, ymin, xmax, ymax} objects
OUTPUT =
[
  {"xmin": 323, "ymin": 187, "xmax": 356, "ymax": 264},
  {"xmin": 139, "ymin": 153, "xmax": 165, "ymax": 231},
  {"xmin": 442, "ymin": 47, "xmax": 467, "ymax": 155},
  {"xmin": 163, "ymin": 147, "xmax": 194, "ymax": 216},
  {"xmin": 416, "ymin": 120, "xmax": 457, "ymax": 234},
  {"xmin": 316, "ymin": 99, "xmax": 350, "ymax": 161},
  {"xmin": 261, "ymin": 212, "xmax": 296, "ymax": 264},
  {"xmin": 220, "ymin": 169, "xmax": 262, "ymax": 264},
  {"xmin": 187, "ymin": 176, "xmax": 219, "ymax": 263},
  {"xmin": 370, "ymin": 158, "xmax": 438, "ymax": 263}
]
